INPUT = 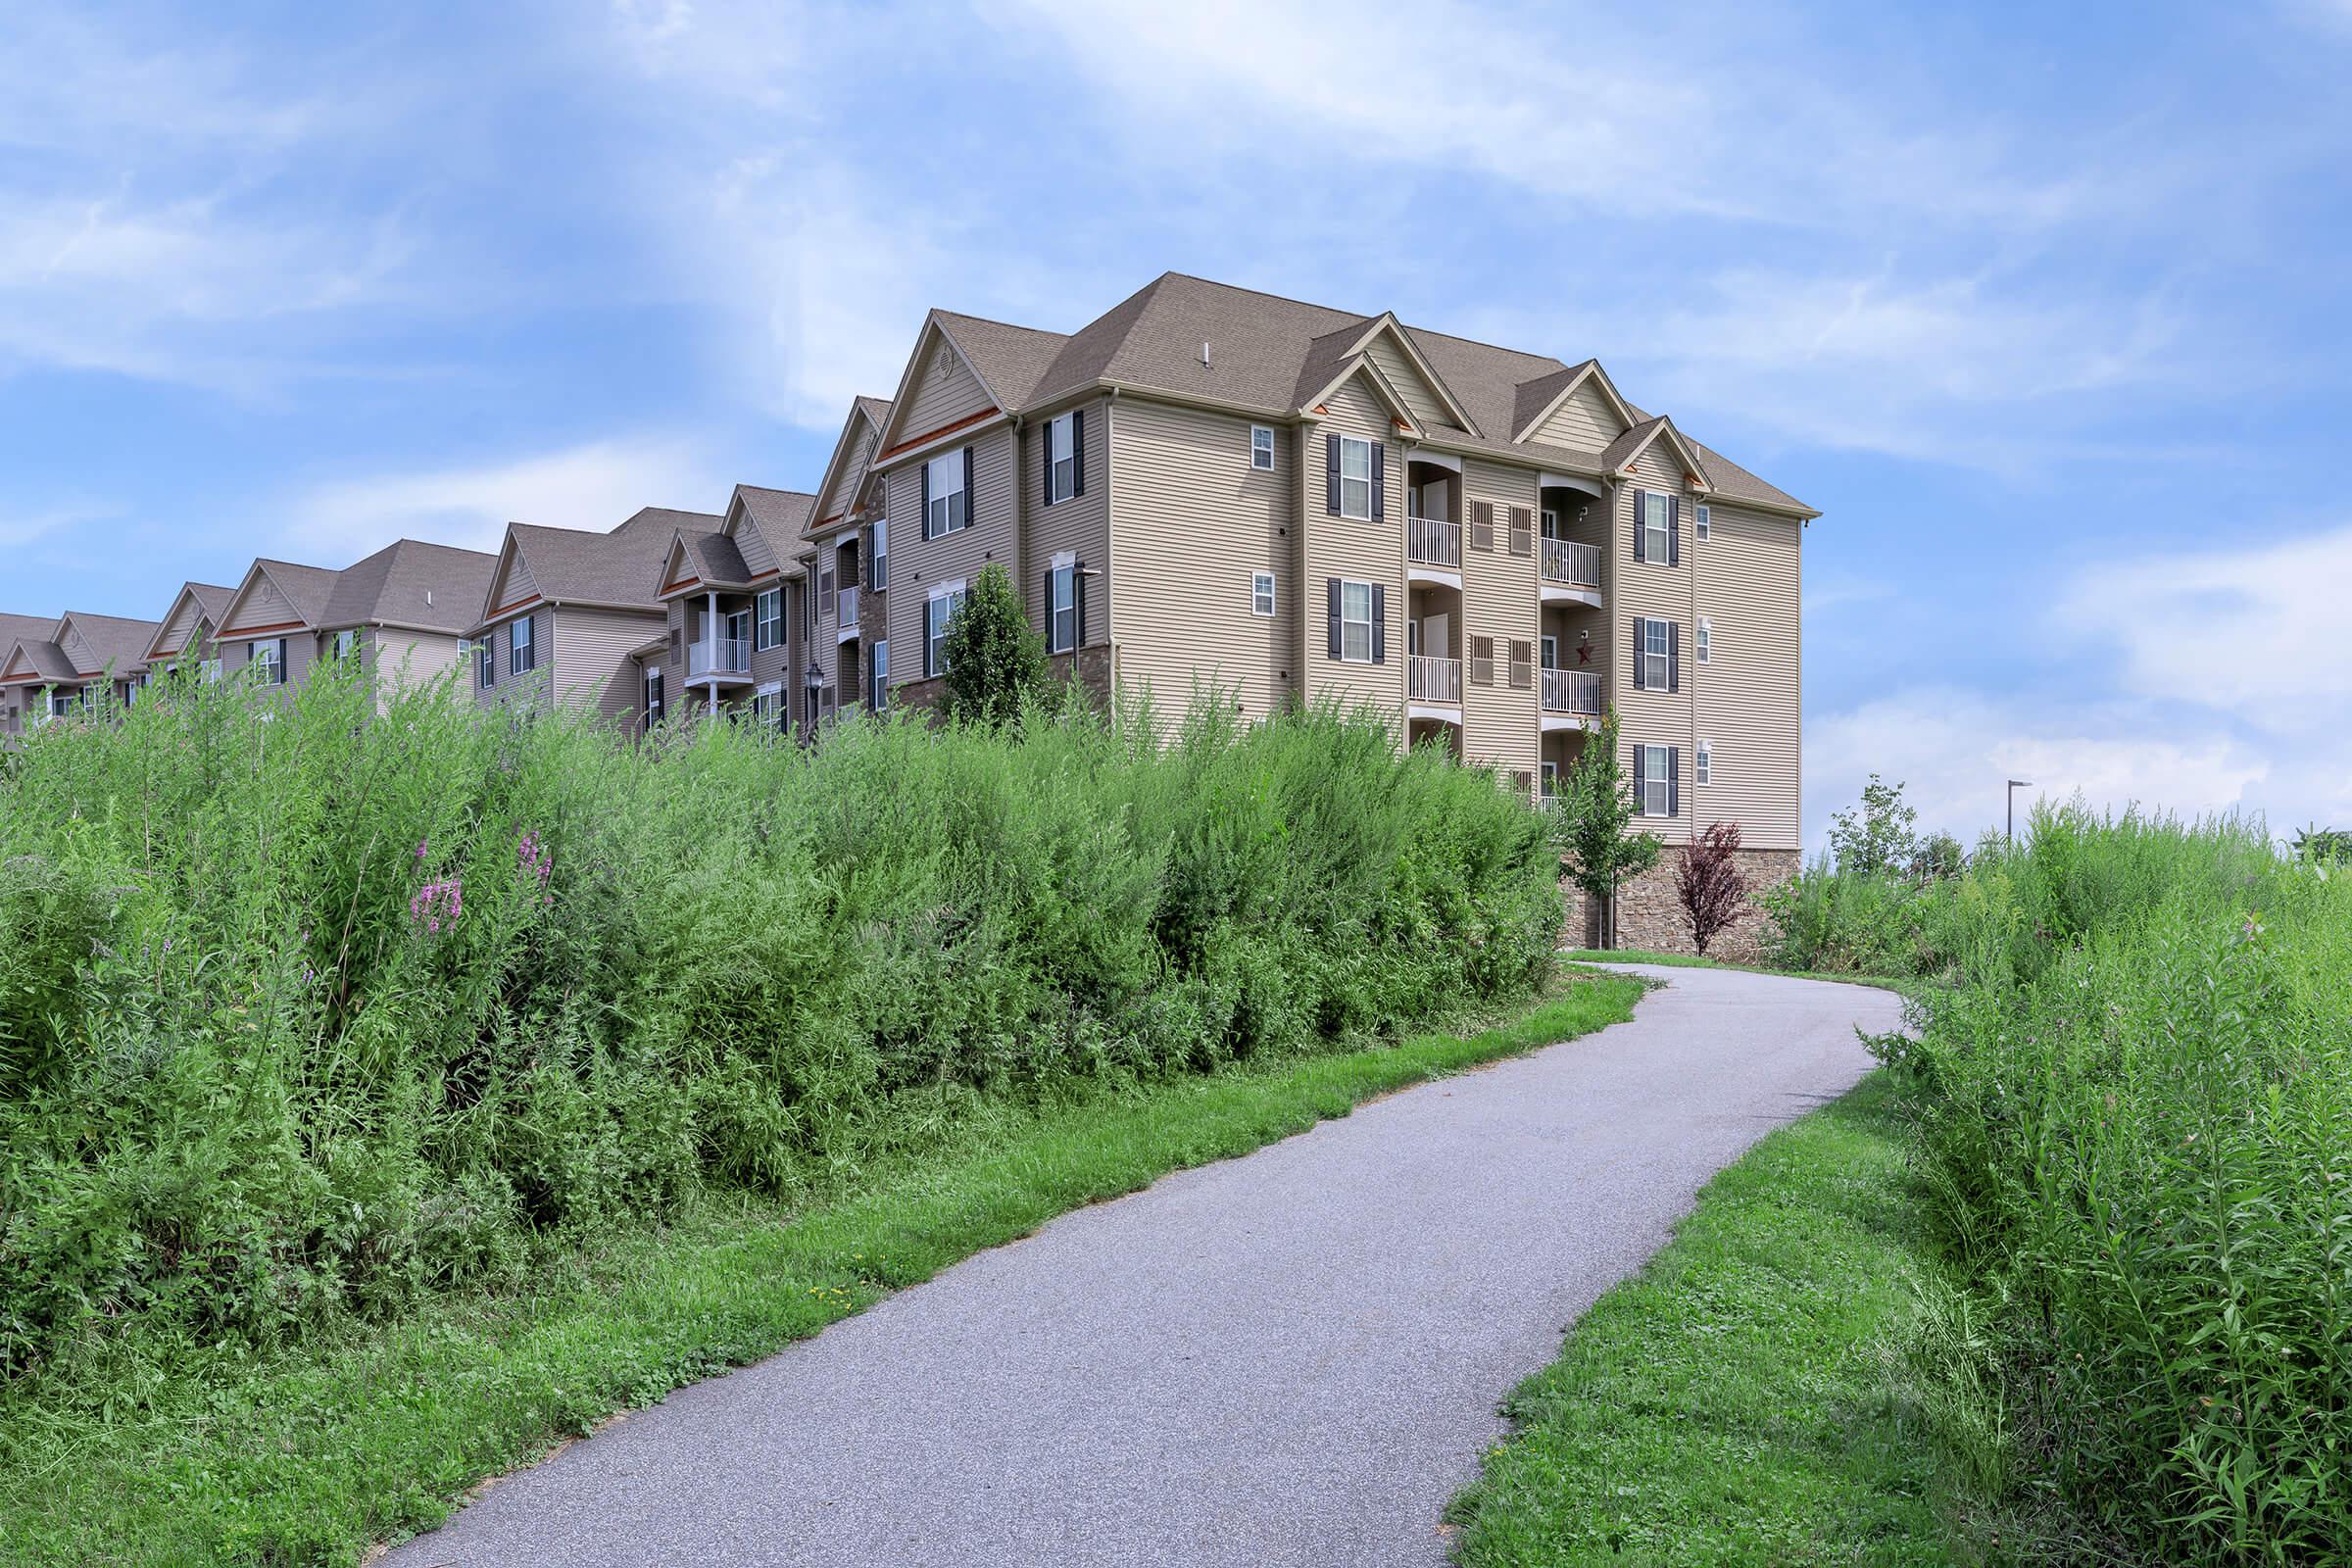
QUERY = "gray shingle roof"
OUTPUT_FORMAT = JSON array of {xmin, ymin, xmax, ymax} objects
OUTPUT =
[
  {"xmin": 320, "ymin": 540, "xmax": 499, "ymax": 635},
  {"xmin": 236, "ymin": 560, "xmax": 345, "ymax": 628},
  {"xmin": 59, "ymin": 612, "xmax": 162, "ymax": 674},
  {"xmin": 731, "ymin": 484, "xmax": 815, "ymax": 565},
  {"xmin": 499, "ymin": 507, "xmax": 715, "ymax": 616},
  {"xmin": 1, "ymin": 637, "xmax": 74, "ymax": 683},
  {"xmin": 934, "ymin": 312, "xmax": 1070, "ymax": 410},
  {"xmin": 984, "ymin": 271, "xmax": 1813, "ymax": 515},
  {"xmin": 669, "ymin": 530, "xmax": 754, "ymax": 590},
  {"xmin": 0, "ymin": 612, "xmax": 57, "ymax": 663}
]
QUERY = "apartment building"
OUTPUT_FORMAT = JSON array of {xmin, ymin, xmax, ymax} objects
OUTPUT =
[
  {"xmin": 142, "ymin": 582, "xmax": 239, "ymax": 680},
  {"xmin": 0, "ymin": 612, "xmax": 160, "ymax": 731},
  {"xmin": 637, "ymin": 485, "xmax": 817, "ymax": 734},
  {"xmin": 213, "ymin": 559, "xmax": 346, "ymax": 688},
  {"xmin": 472, "ymin": 507, "xmax": 719, "ymax": 723},
  {"xmin": 795, "ymin": 273, "xmax": 1813, "ymax": 944}
]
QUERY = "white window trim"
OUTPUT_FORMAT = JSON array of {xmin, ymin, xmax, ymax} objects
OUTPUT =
[
  {"xmin": 869, "ymin": 515, "xmax": 888, "ymax": 592},
  {"xmin": 1047, "ymin": 554, "xmax": 1078, "ymax": 654},
  {"xmin": 1251, "ymin": 571, "xmax": 1276, "ymax": 617},
  {"xmin": 1541, "ymin": 760, "xmax": 1558, "ymax": 799},
  {"xmin": 926, "ymin": 451, "xmax": 967, "ymax": 537},
  {"xmin": 1642, "ymin": 492, "xmax": 1671, "ymax": 563},
  {"xmin": 1250, "ymin": 424, "xmax": 1275, "ymax": 470},
  {"xmin": 1049, "ymin": 414, "xmax": 1076, "ymax": 504},
  {"xmin": 1642, "ymin": 744, "xmax": 1670, "ymax": 816},
  {"xmin": 1642, "ymin": 617, "xmax": 1670, "ymax": 691},
  {"xmin": 1696, "ymin": 740, "xmax": 1712, "ymax": 785},
  {"xmin": 643, "ymin": 665, "xmax": 662, "ymax": 721},
  {"xmin": 510, "ymin": 616, "xmax": 533, "ymax": 676},
  {"xmin": 925, "ymin": 578, "xmax": 968, "ymax": 677},
  {"xmin": 1338, "ymin": 436, "xmax": 1373, "ymax": 520},
  {"xmin": 1338, "ymin": 578, "xmax": 1374, "ymax": 663},
  {"xmin": 870, "ymin": 638, "xmax": 889, "ymax": 710},
  {"xmin": 756, "ymin": 587, "xmax": 784, "ymax": 651},
  {"xmin": 1695, "ymin": 504, "xmax": 1711, "ymax": 540},
  {"xmin": 1696, "ymin": 616, "xmax": 1711, "ymax": 663}
]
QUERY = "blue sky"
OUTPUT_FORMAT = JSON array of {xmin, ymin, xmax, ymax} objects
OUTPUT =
[{"xmin": 6, "ymin": 1, "xmax": 2349, "ymax": 849}]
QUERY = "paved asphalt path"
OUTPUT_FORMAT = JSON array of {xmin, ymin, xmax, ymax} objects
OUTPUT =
[{"xmin": 384, "ymin": 964, "xmax": 1899, "ymax": 1568}]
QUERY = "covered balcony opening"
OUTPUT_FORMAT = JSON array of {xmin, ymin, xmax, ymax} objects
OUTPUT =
[
  {"xmin": 832, "ymin": 534, "xmax": 863, "ymax": 644},
  {"xmin": 1539, "ymin": 604, "xmax": 1604, "ymax": 728},
  {"xmin": 1405, "ymin": 583, "xmax": 1463, "ymax": 714},
  {"xmin": 1405, "ymin": 458, "xmax": 1462, "ymax": 587},
  {"xmin": 687, "ymin": 594, "xmax": 755, "ymax": 682},
  {"xmin": 1538, "ymin": 482, "xmax": 1605, "ymax": 608},
  {"xmin": 1408, "ymin": 714, "xmax": 1464, "ymax": 760},
  {"xmin": 1539, "ymin": 729, "xmax": 1589, "ymax": 805}
]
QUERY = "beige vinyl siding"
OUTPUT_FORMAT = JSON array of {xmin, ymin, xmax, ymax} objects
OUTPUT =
[
  {"xmin": 475, "ymin": 606, "xmax": 553, "ymax": 710},
  {"xmin": 486, "ymin": 550, "xmax": 537, "ymax": 615},
  {"xmin": 813, "ymin": 422, "xmax": 879, "ymax": 528},
  {"xmin": 152, "ymin": 597, "xmax": 208, "ymax": 661},
  {"xmin": 1301, "ymin": 372, "xmax": 1405, "ymax": 723},
  {"xmin": 1693, "ymin": 502, "xmax": 1801, "ymax": 849},
  {"xmin": 884, "ymin": 426, "xmax": 1015, "ymax": 686},
  {"xmin": 556, "ymin": 607, "xmax": 665, "ymax": 724},
  {"xmin": 805, "ymin": 533, "xmax": 856, "ymax": 706},
  {"xmin": 1362, "ymin": 333, "xmax": 1448, "ymax": 430},
  {"xmin": 223, "ymin": 571, "xmax": 300, "ymax": 638},
  {"xmin": 900, "ymin": 336, "xmax": 993, "ymax": 439},
  {"xmin": 1027, "ymin": 397, "xmax": 1110, "ymax": 653},
  {"xmin": 735, "ymin": 515, "xmax": 778, "ymax": 579},
  {"xmin": 1108, "ymin": 396, "xmax": 1291, "ymax": 720},
  {"xmin": 369, "ymin": 629, "xmax": 467, "ymax": 691},
  {"xmin": 1458, "ymin": 457, "xmax": 1540, "ymax": 787},
  {"xmin": 1532, "ymin": 379, "xmax": 1626, "ymax": 451},
  {"xmin": 749, "ymin": 575, "xmax": 793, "ymax": 699},
  {"xmin": 1612, "ymin": 443, "xmax": 1697, "ymax": 843},
  {"xmin": 659, "ymin": 600, "xmax": 689, "ymax": 720}
]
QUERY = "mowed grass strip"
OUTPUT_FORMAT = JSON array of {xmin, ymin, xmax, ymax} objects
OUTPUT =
[
  {"xmin": 1448, "ymin": 1072, "xmax": 1986, "ymax": 1567},
  {"xmin": 1, "ymin": 980, "xmax": 1642, "ymax": 1568}
]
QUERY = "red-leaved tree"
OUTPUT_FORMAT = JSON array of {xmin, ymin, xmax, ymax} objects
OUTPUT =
[{"xmin": 1675, "ymin": 821, "xmax": 1750, "ymax": 956}]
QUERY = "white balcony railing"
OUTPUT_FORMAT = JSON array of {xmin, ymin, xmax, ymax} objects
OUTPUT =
[
  {"xmin": 689, "ymin": 637, "xmax": 752, "ymax": 677},
  {"xmin": 1542, "ymin": 667, "xmax": 1602, "ymax": 715},
  {"xmin": 1541, "ymin": 538, "xmax": 1600, "ymax": 587},
  {"xmin": 1406, "ymin": 514, "xmax": 1461, "ymax": 568},
  {"xmin": 835, "ymin": 584, "xmax": 859, "ymax": 635},
  {"xmin": 1408, "ymin": 654, "xmax": 1462, "ymax": 704}
]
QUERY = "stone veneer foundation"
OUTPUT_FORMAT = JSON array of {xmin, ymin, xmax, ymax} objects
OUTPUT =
[{"xmin": 1562, "ymin": 847, "xmax": 1802, "ymax": 963}]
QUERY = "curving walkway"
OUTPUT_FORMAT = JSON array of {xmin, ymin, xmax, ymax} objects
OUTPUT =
[{"xmin": 384, "ymin": 964, "xmax": 1899, "ymax": 1567}]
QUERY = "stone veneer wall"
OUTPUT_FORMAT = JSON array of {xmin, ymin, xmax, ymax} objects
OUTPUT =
[
  {"xmin": 1562, "ymin": 847, "xmax": 1802, "ymax": 962},
  {"xmin": 888, "ymin": 644, "xmax": 1113, "ymax": 715}
]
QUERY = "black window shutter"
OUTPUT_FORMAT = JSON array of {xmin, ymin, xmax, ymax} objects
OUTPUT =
[
  {"xmin": 1043, "ymin": 567, "xmax": 1054, "ymax": 648},
  {"xmin": 1668, "ymin": 747, "xmax": 1681, "ymax": 816},
  {"xmin": 962, "ymin": 446, "xmax": 974, "ymax": 527},
  {"xmin": 1072, "ymin": 409, "xmax": 1085, "ymax": 496},
  {"xmin": 1040, "ymin": 421, "xmax": 1053, "ymax": 509},
  {"xmin": 1371, "ymin": 442, "xmax": 1386, "ymax": 520},
  {"xmin": 1632, "ymin": 489, "xmax": 1647, "ymax": 561},
  {"xmin": 1073, "ymin": 561, "xmax": 1086, "ymax": 647},
  {"xmin": 1326, "ymin": 578, "xmax": 1342, "ymax": 659},
  {"xmin": 1668, "ymin": 496, "xmax": 1681, "ymax": 566},
  {"xmin": 1325, "ymin": 433, "xmax": 1342, "ymax": 514},
  {"xmin": 1371, "ymin": 583, "xmax": 1386, "ymax": 663},
  {"xmin": 1632, "ymin": 617, "xmax": 1646, "ymax": 690},
  {"xmin": 1668, "ymin": 621, "xmax": 1680, "ymax": 692},
  {"xmin": 921, "ymin": 463, "xmax": 933, "ymax": 539},
  {"xmin": 1631, "ymin": 744, "xmax": 1647, "ymax": 814}
]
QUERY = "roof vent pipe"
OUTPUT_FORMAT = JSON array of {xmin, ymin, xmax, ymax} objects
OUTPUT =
[{"xmin": 1200, "ymin": 340, "xmax": 1211, "ymax": 368}]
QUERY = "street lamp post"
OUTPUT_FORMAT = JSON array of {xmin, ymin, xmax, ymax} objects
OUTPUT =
[{"xmin": 2007, "ymin": 779, "xmax": 2033, "ymax": 845}]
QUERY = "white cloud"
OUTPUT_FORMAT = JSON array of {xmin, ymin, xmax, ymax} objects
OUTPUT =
[
  {"xmin": 1804, "ymin": 687, "xmax": 2285, "ymax": 853},
  {"xmin": 2057, "ymin": 522, "xmax": 2352, "ymax": 734},
  {"xmin": 285, "ymin": 435, "xmax": 728, "ymax": 558}
]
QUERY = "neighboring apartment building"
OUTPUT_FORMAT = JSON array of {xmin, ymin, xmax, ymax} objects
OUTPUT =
[
  {"xmin": 472, "ymin": 507, "xmax": 720, "ymax": 724},
  {"xmin": 812, "ymin": 273, "xmax": 1814, "ymax": 947},
  {"xmin": 313, "ymin": 539, "xmax": 499, "ymax": 689},
  {"xmin": 0, "ymin": 612, "xmax": 161, "ymax": 731},
  {"xmin": 214, "ymin": 559, "xmax": 346, "ymax": 689},
  {"xmin": 141, "ymin": 582, "xmax": 239, "ymax": 680},
  {"xmin": 644, "ymin": 484, "xmax": 817, "ymax": 734},
  {"xmin": 0, "ymin": 612, "xmax": 58, "ymax": 735}
]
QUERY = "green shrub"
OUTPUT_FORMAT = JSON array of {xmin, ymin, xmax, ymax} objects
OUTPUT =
[{"xmin": 0, "ymin": 665, "xmax": 1559, "ymax": 1382}]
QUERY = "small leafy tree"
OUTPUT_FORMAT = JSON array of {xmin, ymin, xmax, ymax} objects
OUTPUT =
[
  {"xmin": 939, "ymin": 563, "xmax": 1048, "ymax": 726},
  {"xmin": 1911, "ymin": 831, "xmax": 1966, "ymax": 881},
  {"xmin": 2291, "ymin": 825, "xmax": 2350, "ymax": 865},
  {"xmin": 1828, "ymin": 772, "xmax": 1917, "ymax": 877},
  {"xmin": 1548, "ymin": 709, "xmax": 1661, "ymax": 949},
  {"xmin": 1675, "ymin": 821, "xmax": 1749, "ymax": 956}
]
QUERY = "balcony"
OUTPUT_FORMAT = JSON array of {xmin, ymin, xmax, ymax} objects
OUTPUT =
[
  {"xmin": 1406, "ymin": 514, "xmax": 1463, "ymax": 589},
  {"xmin": 835, "ymin": 585, "xmax": 859, "ymax": 642},
  {"xmin": 688, "ymin": 637, "xmax": 753, "ymax": 680},
  {"xmin": 1407, "ymin": 654, "xmax": 1462, "ymax": 716},
  {"xmin": 1542, "ymin": 667, "xmax": 1602, "ymax": 729},
  {"xmin": 1540, "ymin": 539, "xmax": 1603, "ymax": 608}
]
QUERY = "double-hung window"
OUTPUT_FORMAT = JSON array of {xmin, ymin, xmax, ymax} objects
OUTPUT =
[
  {"xmin": 1642, "ymin": 491, "xmax": 1672, "ymax": 562},
  {"xmin": 251, "ymin": 638, "xmax": 286, "ymax": 685},
  {"xmin": 1641, "ymin": 617, "xmax": 1671, "ymax": 690},
  {"xmin": 1696, "ymin": 741, "xmax": 1712, "ymax": 785},
  {"xmin": 1642, "ymin": 744, "xmax": 1671, "ymax": 816},
  {"xmin": 1251, "ymin": 571, "xmax": 1276, "ymax": 617},
  {"xmin": 1338, "ymin": 436, "xmax": 1373, "ymax": 520},
  {"xmin": 1047, "ymin": 559, "xmax": 1079, "ymax": 654},
  {"xmin": 1339, "ymin": 579, "xmax": 1374, "ymax": 662},
  {"xmin": 1695, "ymin": 504, "xmax": 1711, "ymax": 541},
  {"xmin": 1250, "ymin": 424, "xmax": 1275, "ymax": 470},
  {"xmin": 1047, "ymin": 414, "xmax": 1077, "ymax": 504},
  {"xmin": 756, "ymin": 588, "xmax": 783, "ymax": 651},
  {"xmin": 869, "ymin": 640, "xmax": 889, "ymax": 710},
  {"xmin": 476, "ymin": 639, "xmax": 495, "ymax": 688},
  {"xmin": 1696, "ymin": 616, "xmax": 1711, "ymax": 663},
  {"xmin": 925, "ymin": 450, "xmax": 966, "ymax": 537},
  {"xmin": 644, "ymin": 667, "xmax": 662, "ymax": 724},
  {"xmin": 333, "ymin": 629, "xmax": 358, "ymax": 661},
  {"xmin": 1541, "ymin": 760, "xmax": 1558, "ymax": 800},
  {"xmin": 925, "ymin": 584, "xmax": 967, "ymax": 677},
  {"xmin": 510, "ymin": 617, "xmax": 535, "ymax": 676},
  {"xmin": 869, "ymin": 516, "xmax": 888, "ymax": 592}
]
